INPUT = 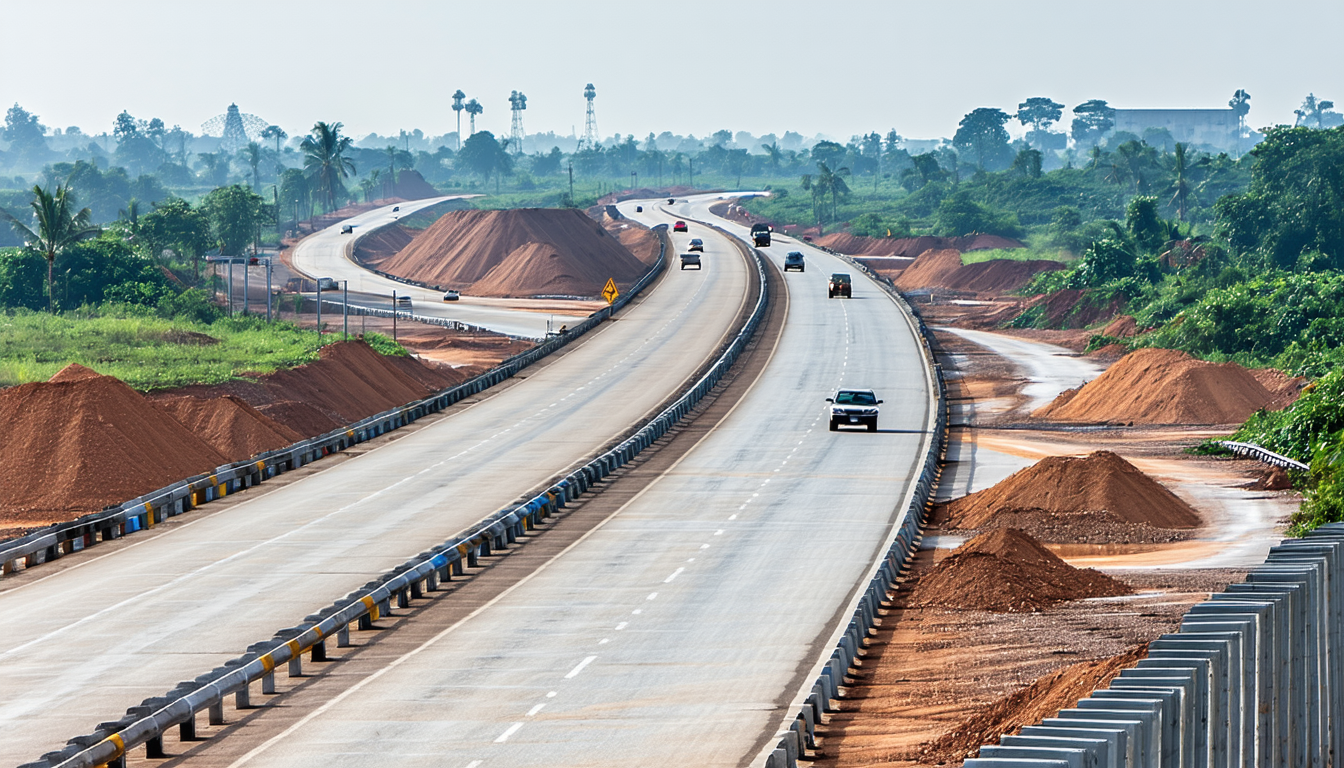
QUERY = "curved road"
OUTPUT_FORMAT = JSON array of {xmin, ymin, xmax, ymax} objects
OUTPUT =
[
  {"xmin": 0, "ymin": 209, "xmax": 750, "ymax": 766},
  {"xmin": 289, "ymin": 197, "xmax": 591, "ymax": 339},
  {"xmin": 216, "ymin": 194, "xmax": 938, "ymax": 767}
]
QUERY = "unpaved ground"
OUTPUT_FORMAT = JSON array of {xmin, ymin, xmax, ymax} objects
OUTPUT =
[{"xmin": 813, "ymin": 309, "xmax": 1297, "ymax": 766}]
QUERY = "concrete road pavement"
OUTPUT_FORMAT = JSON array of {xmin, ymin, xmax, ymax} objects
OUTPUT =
[
  {"xmin": 217, "ymin": 194, "xmax": 938, "ymax": 767},
  {"xmin": 0, "ymin": 206, "xmax": 751, "ymax": 766}
]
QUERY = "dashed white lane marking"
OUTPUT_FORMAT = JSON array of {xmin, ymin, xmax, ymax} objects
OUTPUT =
[
  {"xmin": 494, "ymin": 722, "xmax": 524, "ymax": 742},
  {"xmin": 686, "ymin": 557, "xmax": 696, "ymax": 562},
  {"xmin": 728, "ymin": 514, "xmax": 737, "ymax": 520},
  {"xmin": 615, "ymin": 622, "xmax": 628, "ymax": 630},
  {"xmin": 664, "ymin": 568, "xmax": 685, "ymax": 583},
  {"xmin": 700, "ymin": 543, "xmax": 710, "ymax": 549},
  {"xmin": 646, "ymin": 592, "xmax": 659, "ymax": 600},
  {"xmin": 632, "ymin": 608, "xmax": 642, "ymax": 615},
  {"xmin": 466, "ymin": 761, "xmax": 483, "ymax": 768},
  {"xmin": 564, "ymin": 655, "xmax": 597, "ymax": 679},
  {"xmin": 598, "ymin": 638, "xmax": 609, "ymax": 645},
  {"xmin": 527, "ymin": 703, "xmax": 547, "ymax": 716},
  {"xmin": 714, "ymin": 529, "xmax": 724, "ymax": 536},
  {"xmin": 546, "ymin": 691, "xmax": 557, "ymax": 698}
]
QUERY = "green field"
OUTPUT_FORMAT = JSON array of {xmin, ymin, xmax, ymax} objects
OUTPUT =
[{"xmin": 0, "ymin": 309, "xmax": 341, "ymax": 391}]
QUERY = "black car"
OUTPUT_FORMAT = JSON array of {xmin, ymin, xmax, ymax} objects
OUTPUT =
[
  {"xmin": 828, "ymin": 273, "xmax": 852, "ymax": 298},
  {"xmin": 784, "ymin": 252, "xmax": 805, "ymax": 272}
]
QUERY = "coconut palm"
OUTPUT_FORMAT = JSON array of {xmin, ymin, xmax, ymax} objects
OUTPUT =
[
  {"xmin": 301, "ymin": 122, "xmax": 356, "ymax": 213},
  {"xmin": 451, "ymin": 90, "xmax": 466, "ymax": 149},
  {"xmin": 813, "ymin": 161, "xmax": 851, "ymax": 222},
  {"xmin": 241, "ymin": 142, "xmax": 264, "ymax": 190},
  {"xmin": 0, "ymin": 184, "xmax": 100, "ymax": 312},
  {"xmin": 1168, "ymin": 143, "xmax": 1196, "ymax": 222},
  {"xmin": 763, "ymin": 142, "xmax": 783, "ymax": 172},
  {"xmin": 261, "ymin": 125, "xmax": 287, "ymax": 154}
]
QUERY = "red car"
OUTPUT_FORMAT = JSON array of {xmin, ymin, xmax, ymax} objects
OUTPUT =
[{"xmin": 673, "ymin": 221, "xmax": 688, "ymax": 232}]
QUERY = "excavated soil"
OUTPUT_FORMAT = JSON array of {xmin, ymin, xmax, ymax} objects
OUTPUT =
[
  {"xmin": 893, "ymin": 249, "xmax": 1062, "ymax": 296},
  {"xmin": 0, "ymin": 343, "xmax": 467, "ymax": 538},
  {"xmin": 902, "ymin": 529, "xmax": 1132, "ymax": 612},
  {"xmin": 378, "ymin": 208, "xmax": 649, "ymax": 297},
  {"xmin": 940, "ymin": 450, "xmax": 1202, "ymax": 544},
  {"xmin": 154, "ymin": 395, "xmax": 302, "ymax": 462},
  {"xmin": 1034, "ymin": 348, "xmax": 1283, "ymax": 425},
  {"xmin": 919, "ymin": 644, "xmax": 1149, "ymax": 764},
  {"xmin": 1101, "ymin": 314, "xmax": 1138, "ymax": 338},
  {"xmin": 0, "ymin": 365, "xmax": 229, "ymax": 526},
  {"xmin": 816, "ymin": 233, "xmax": 1026, "ymax": 258},
  {"xmin": 353, "ymin": 223, "xmax": 416, "ymax": 269}
]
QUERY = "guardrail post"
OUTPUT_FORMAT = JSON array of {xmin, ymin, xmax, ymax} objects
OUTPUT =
[
  {"xmin": 411, "ymin": 579, "xmax": 424, "ymax": 599},
  {"xmin": 338, "ymin": 624, "xmax": 351, "ymax": 647},
  {"xmin": 288, "ymin": 654, "xmax": 302, "ymax": 677},
  {"xmin": 261, "ymin": 671, "xmax": 276, "ymax": 695},
  {"xmin": 146, "ymin": 735, "xmax": 165, "ymax": 759},
  {"xmin": 209, "ymin": 699, "xmax": 225, "ymax": 725},
  {"xmin": 312, "ymin": 639, "xmax": 329, "ymax": 662},
  {"xmin": 397, "ymin": 588, "xmax": 410, "ymax": 609},
  {"xmin": 358, "ymin": 613, "xmax": 374, "ymax": 631},
  {"xmin": 179, "ymin": 712, "xmax": 197, "ymax": 742},
  {"xmin": 468, "ymin": 546, "xmax": 480, "ymax": 568},
  {"xmin": 236, "ymin": 682, "xmax": 251, "ymax": 709}
]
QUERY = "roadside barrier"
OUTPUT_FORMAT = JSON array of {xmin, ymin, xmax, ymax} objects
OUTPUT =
[
  {"xmin": 28, "ymin": 224, "xmax": 771, "ymax": 768},
  {"xmin": 311, "ymin": 298, "xmax": 539, "ymax": 341},
  {"xmin": 0, "ymin": 229, "xmax": 666, "ymax": 582},
  {"xmin": 757, "ymin": 239, "xmax": 949, "ymax": 768},
  {"xmin": 956, "ymin": 523, "xmax": 1344, "ymax": 768},
  {"xmin": 1219, "ymin": 440, "xmax": 1310, "ymax": 472}
]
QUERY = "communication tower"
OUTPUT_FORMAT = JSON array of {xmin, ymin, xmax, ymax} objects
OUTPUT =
[
  {"xmin": 509, "ymin": 91, "xmax": 528, "ymax": 154},
  {"xmin": 201, "ymin": 103, "xmax": 267, "ymax": 153},
  {"xmin": 583, "ymin": 83, "xmax": 598, "ymax": 149}
]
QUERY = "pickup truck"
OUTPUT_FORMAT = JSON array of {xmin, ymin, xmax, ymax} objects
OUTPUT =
[
  {"xmin": 680, "ymin": 252, "xmax": 701, "ymax": 270},
  {"xmin": 750, "ymin": 223, "xmax": 771, "ymax": 247}
]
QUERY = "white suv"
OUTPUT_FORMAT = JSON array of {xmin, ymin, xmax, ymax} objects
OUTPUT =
[{"xmin": 827, "ymin": 389, "xmax": 882, "ymax": 432}]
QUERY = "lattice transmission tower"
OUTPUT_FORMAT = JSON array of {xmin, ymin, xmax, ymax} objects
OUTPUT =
[
  {"xmin": 582, "ymin": 83, "xmax": 598, "ymax": 149},
  {"xmin": 509, "ymin": 91, "xmax": 527, "ymax": 155},
  {"xmin": 201, "ymin": 104, "xmax": 267, "ymax": 153}
]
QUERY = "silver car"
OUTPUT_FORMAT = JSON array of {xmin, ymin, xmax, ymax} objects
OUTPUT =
[{"xmin": 827, "ymin": 388, "xmax": 882, "ymax": 432}]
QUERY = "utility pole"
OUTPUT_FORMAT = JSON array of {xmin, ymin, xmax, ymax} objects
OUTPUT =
[
  {"xmin": 242, "ymin": 259, "xmax": 249, "ymax": 315},
  {"xmin": 392, "ymin": 290, "xmax": 398, "ymax": 342},
  {"xmin": 631, "ymin": 170, "xmax": 637, "ymax": 191},
  {"xmin": 315, "ymin": 281, "xmax": 323, "ymax": 346},
  {"xmin": 688, "ymin": 157, "xmax": 694, "ymax": 187},
  {"xmin": 265, "ymin": 258, "xmax": 272, "ymax": 321},
  {"xmin": 568, "ymin": 162, "xmax": 574, "ymax": 202},
  {"xmin": 342, "ymin": 280, "xmax": 349, "ymax": 341}
]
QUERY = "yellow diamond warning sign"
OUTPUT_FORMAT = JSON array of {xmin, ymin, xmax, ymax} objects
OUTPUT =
[{"xmin": 601, "ymin": 278, "xmax": 619, "ymax": 305}]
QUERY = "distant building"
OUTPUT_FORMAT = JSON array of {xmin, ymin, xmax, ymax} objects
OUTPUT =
[{"xmin": 1111, "ymin": 109, "xmax": 1241, "ymax": 152}]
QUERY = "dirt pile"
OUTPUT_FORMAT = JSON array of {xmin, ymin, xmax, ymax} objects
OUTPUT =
[
  {"xmin": 893, "ymin": 248, "xmax": 1062, "ymax": 295},
  {"xmin": 919, "ymin": 644, "xmax": 1148, "ymax": 764},
  {"xmin": 379, "ymin": 208, "xmax": 649, "ymax": 297},
  {"xmin": 904, "ymin": 529, "xmax": 1132, "ymax": 612},
  {"xmin": 943, "ymin": 451, "xmax": 1202, "ymax": 543},
  {"xmin": 352, "ymin": 223, "xmax": 416, "ymax": 269},
  {"xmin": 154, "ymin": 395, "xmax": 302, "ymax": 462},
  {"xmin": 1101, "ymin": 314, "xmax": 1138, "ymax": 338},
  {"xmin": 1251, "ymin": 367, "xmax": 1309, "ymax": 411},
  {"xmin": 894, "ymin": 249, "xmax": 965, "ymax": 291},
  {"xmin": 1034, "ymin": 348, "xmax": 1280, "ymax": 425},
  {"xmin": 0, "ymin": 365, "xmax": 229, "ymax": 527},
  {"xmin": 816, "ymin": 233, "xmax": 1026, "ymax": 257}
]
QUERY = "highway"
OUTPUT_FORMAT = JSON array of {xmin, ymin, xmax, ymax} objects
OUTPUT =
[
  {"xmin": 288, "ymin": 197, "xmax": 590, "ymax": 339},
  {"xmin": 214, "ymin": 195, "xmax": 937, "ymax": 767},
  {"xmin": 0, "ymin": 206, "xmax": 750, "ymax": 766}
]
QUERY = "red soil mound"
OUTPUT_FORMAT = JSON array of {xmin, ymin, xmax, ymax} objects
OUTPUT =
[
  {"xmin": 605, "ymin": 221, "xmax": 661, "ymax": 266},
  {"xmin": 905, "ymin": 529, "xmax": 1131, "ymax": 612},
  {"xmin": 1102, "ymin": 315, "xmax": 1138, "ymax": 338},
  {"xmin": 941, "ymin": 259, "xmax": 1064, "ymax": 294},
  {"xmin": 944, "ymin": 451, "xmax": 1202, "ymax": 542},
  {"xmin": 920, "ymin": 644, "xmax": 1148, "ymax": 764},
  {"xmin": 894, "ymin": 249, "xmax": 965, "ymax": 290},
  {"xmin": 353, "ymin": 223, "xmax": 416, "ymax": 269},
  {"xmin": 379, "ymin": 208, "xmax": 649, "ymax": 297},
  {"xmin": 154, "ymin": 395, "xmax": 302, "ymax": 462},
  {"xmin": 816, "ymin": 233, "xmax": 1027, "ymax": 257},
  {"xmin": 1251, "ymin": 367, "xmax": 1308, "ymax": 411},
  {"xmin": 0, "ymin": 367, "xmax": 228, "ymax": 524},
  {"xmin": 1034, "ymin": 348, "xmax": 1279, "ymax": 425},
  {"xmin": 253, "ymin": 400, "xmax": 344, "ymax": 438}
]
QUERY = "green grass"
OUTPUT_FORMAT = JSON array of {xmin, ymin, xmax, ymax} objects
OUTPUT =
[
  {"xmin": 960, "ymin": 247, "xmax": 1075, "ymax": 265},
  {"xmin": 0, "ymin": 309, "xmax": 324, "ymax": 391}
]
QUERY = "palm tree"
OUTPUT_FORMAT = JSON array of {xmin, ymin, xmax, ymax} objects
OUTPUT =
[
  {"xmin": 1167, "ymin": 143, "xmax": 1197, "ymax": 222},
  {"xmin": 261, "ymin": 125, "xmax": 287, "ymax": 154},
  {"xmin": 813, "ymin": 161, "xmax": 851, "ymax": 222},
  {"xmin": 0, "ymin": 184, "xmax": 100, "ymax": 312},
  {"xmin": 385, "ymin": 145, "xmax": 398, "ymax": 193},
  {"xmin": 242, "ymin": 142, "xmax": 264, "ymax": 190},
  {"xmin": 465, "ymin": 99, "xmax": 483, "ymax": 135},
  {"xmin": 451, "ymin": 90, "xmax": 466, "ymax": 149},
  {"xmin": 763, "ymin": 142, "xmax": 783, "ymax": 172},
  {"xmin": 367, "ymin": 169, "xmax": 382, "ymax": 201},
  {"xmin": 301, "ymin": 122, "xmax": 356, "ymax": 213}
]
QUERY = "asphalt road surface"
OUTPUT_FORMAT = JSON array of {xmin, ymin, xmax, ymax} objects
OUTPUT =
[
  {"xmin": 288, "ymin": 198, "xmax": 590, "ymax": 339},
  {"xmin": 217, "ymin": 194, "xmax": 938, "ymax": 767},
  {"xmin": 0, "ymin": 208, "xmax": 749, "ymax": 766}
]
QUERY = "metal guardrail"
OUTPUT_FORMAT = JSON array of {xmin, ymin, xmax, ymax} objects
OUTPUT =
[
  {"xmin": 29, "ymin": 224, "xmax": 774, "ymax": 768},
  {"xmin": 958, "ymin": 524, "xmax": 1344, "ymax": 768},
  {"xmin": 757, "ymin": 237, "xmax": 949, "ymax": 768},
  {"xmin": 311, "ymin": 298, "xmax": 540, "ymax": 341},
  {"xmin": 0, "ymin": 228, "xmax": 667, "ymax": 582},
  {"xmin": 1219, "ymin": 440, "xmax": 1310, "ymax": 472}
]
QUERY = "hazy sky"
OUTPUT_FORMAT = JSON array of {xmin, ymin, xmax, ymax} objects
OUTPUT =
[{"xmin": 2, "ymin": 0, "xmax": 1339, "ymax": 144}]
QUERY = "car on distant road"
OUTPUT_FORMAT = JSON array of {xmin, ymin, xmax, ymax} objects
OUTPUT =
[
  {"xmin": 395, "ymin": 295, "xmax": 412, "ymax": 309},
  {"xmin": 680, "ymin": 252, "xmax": 701, "ymax": 270},
  {"xmin": 392, "ymin": 206, "xmax": 400, "ymax": 212},
  {"xmin": 827, "ymin": 388, "xmax": 882, "ymax": 432},
  {"xmin": 668, "ymin": 198, "xmax": 676, "ymax": 204},
  {"xmin": 442, "ymin": 290, "xmax": 460, "ymax": 302},
  {"xmin": 828, "ymin": 273, "xmax": 852, "ymax": 298},
  {"xmin": 688, "ymin": 238, "xmax": 704, "ymax": 252},
  {"xmin": 784, "ymin": 252, "xmax": 805, "ymax": 272},
  {"xmin": 636, "ymin": 205, "xmax": 643, "ymax": 212},
  {"xmin": 673, "ymin": 221, "xmax": 688, "ymax": 232},
  {"xmin": 340, "ymin": 224, "xmax": 353, "ymax": 234}
]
